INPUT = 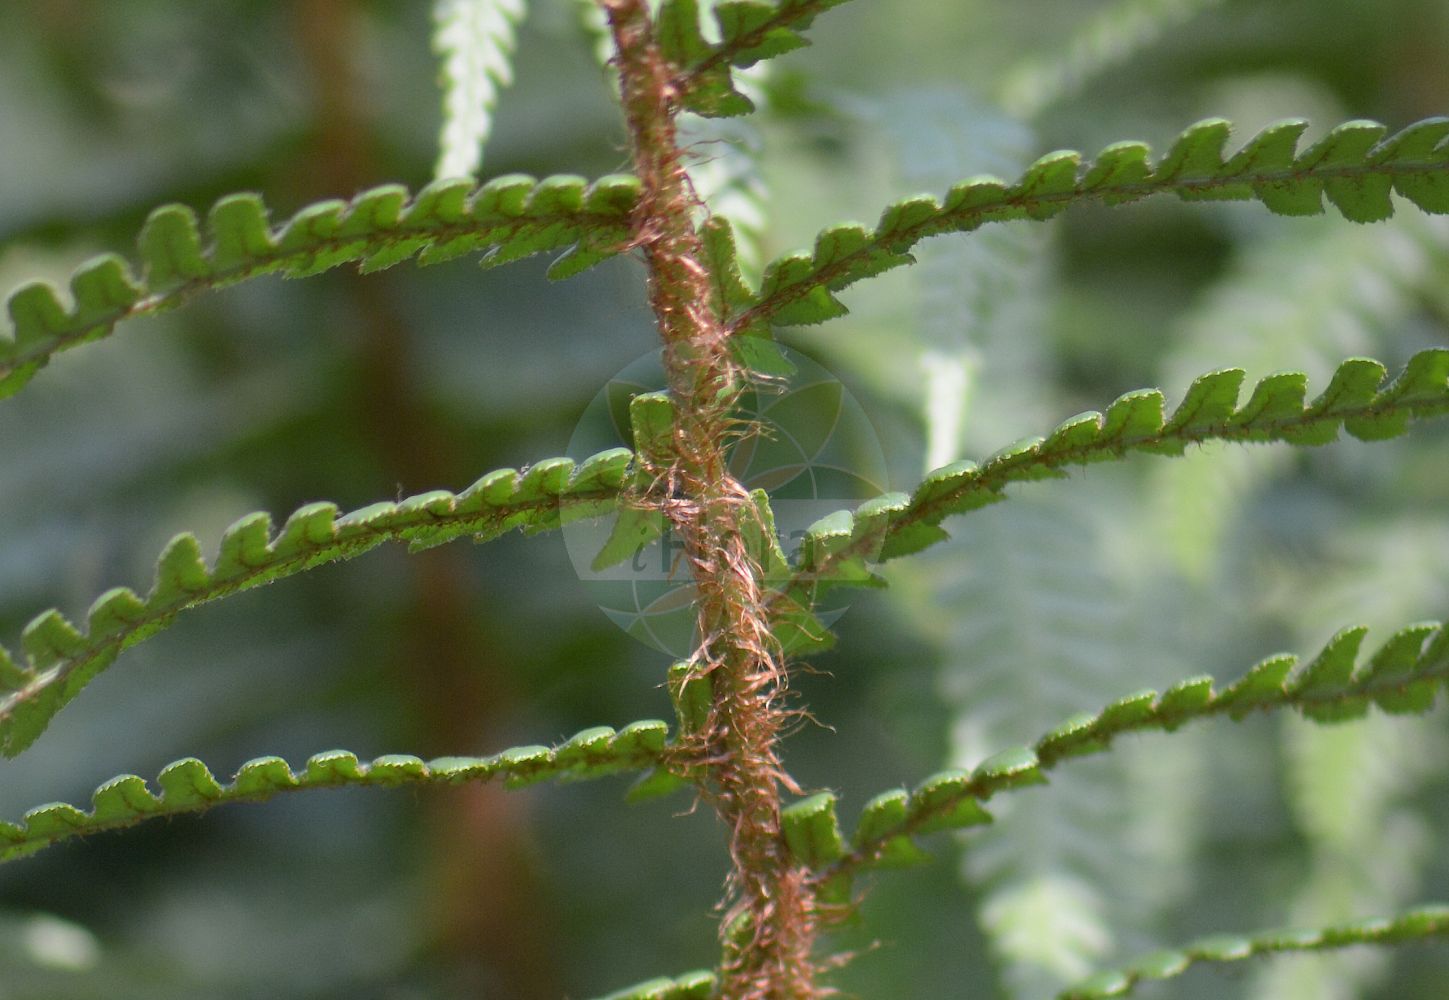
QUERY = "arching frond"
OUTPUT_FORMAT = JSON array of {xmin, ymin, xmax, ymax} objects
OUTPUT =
[
  {"xmin": 731, "ymin": 117, "xmax": 1449, "ymax": 331},
  {"xmin": 1056, "ymin": 904, "xmax": 1449, "ymax": 999},
  {"xmin": 819, "ymin": 618, "xmax": 1447, "ymax": 881},
  {"xmin": 777, "ymin": 349, "xmax": 1449, "ymax": 601},
  {"xmin": 432, "ymin": 0, "xmax": 529, "ymax": 179},
  {"xmin": 0, "ymin": 721, "xmax": 671, "ymax": 865},
  {"xmin": 0, "ymin": 449, "xmax": 633, "ymax": 756},
  {"xmin": 0, "ymin": 174, "xmax": 641, "ymax": 400}
]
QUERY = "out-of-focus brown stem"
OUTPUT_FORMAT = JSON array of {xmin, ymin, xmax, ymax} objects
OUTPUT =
[{"xmin": 292, "ymin": 3, "xmax": 561, "ymax": 997}]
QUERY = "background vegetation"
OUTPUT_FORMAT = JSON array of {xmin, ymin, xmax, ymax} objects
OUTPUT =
[{"xmin": 0, "ymin": 0, "xmax": 1446, "ymax": 997}]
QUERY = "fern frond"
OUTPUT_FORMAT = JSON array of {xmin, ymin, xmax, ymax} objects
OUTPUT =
[
  {"xmin": 0, "ymin": 721, "xmax": 671, "ymax": 865},
  {"xmin": 778, "ymin": 349, "xmax": 1449, "ymax": 600},
  {"xmin": 661, "ymin": 0, "xmax": 850, "ymax": 117},
  {"xmin": 0, "ymin": 174, "xmax": 642, "ymax": 399},
  {"xmin": 0, "ymin": 449, "xmax": 633, "ymax": 756},
  {"xmin": 1056, "ymin": 904, "xmax": 1449, "ymax": 999},
  {"xmin": 589, "ymin": 968, "xmax": 715, "ymax": 999},
  {"xmin": 822, "ymin": 618, "xmax": 1447, "ymax": 880},
  {"xmin": 432, "ymin": 0, "xmax": 529, "ymax": 179},
  {"xmin": 731, "ymin": 116, "xmax": 1449, "ymax": 331}
]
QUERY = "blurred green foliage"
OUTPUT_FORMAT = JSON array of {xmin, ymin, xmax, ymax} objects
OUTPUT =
[{"xmin": 0, "ymin": 1, "xmax": 1446, "ymax": 997}]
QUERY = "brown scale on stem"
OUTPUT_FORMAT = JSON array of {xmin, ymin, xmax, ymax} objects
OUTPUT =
[{"xmin": 599, "ymin": 1, "xmax": 823, "ymax": 996}]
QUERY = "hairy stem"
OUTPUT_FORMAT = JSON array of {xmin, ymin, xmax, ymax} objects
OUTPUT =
[{"xmin": 600, "ymin": 1, "xmax": 820, "ymax": 995}]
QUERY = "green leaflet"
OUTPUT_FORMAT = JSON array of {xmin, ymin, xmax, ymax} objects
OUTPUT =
[
  {"xmin": 799, "ymin": 756, "xmax": 1013, "ymax": 882},
  {"xmin": 742, "ymin": 492, "xmax": 836, "ymax": 654},
  {"xmin": 0, "ymin": 174, "xmax": 642, "ymax": 400},
  {"xmin": 700, "ymin": 216, "xmax": 759, "ymax": 314},
  {"xmin": 700, "ymin": 217, "xmax": 796, "ymax": 375},
  {"xmin": 779, "ymin": 350, "xmax": 1449, "ymax": 595},
  {"xmin": 1036, "ymin": 621, "xmax": 1449, "ymax": 765},
  {"xmin": 589, "ymin": 392, "xmax": 676, "ymax": 571},
  {"xmin": 781, "ymin": 791, "xmax": 847, "ymax": 867},
  {"xmin": 591, "ymin": 969, "xmax": 716, "ymax": 1000},
  {"xmin": 0, "ymin": 449, "xmax": 634, "ymax": 757},
  {"xmin": 1057, "ymin": 904, "xmax": 1449, "ymax": 999},
  {"xmin": 830, "ymin": 620, "xmax": 1448, "ymax": 884},
  {"xmin": 0, "ymin": 721, "xmax": 671, "ymax": 865},
  {"xmin": 663, "ymin": 0, "xmax": 852, "ymax": 117},
  {"xmin": 667, "ymin": 660, "xmax": 715, "ymax": 734},
  {"xmin": 732, "ymin": 116, "xmax": 1449, "ymax": 330}
]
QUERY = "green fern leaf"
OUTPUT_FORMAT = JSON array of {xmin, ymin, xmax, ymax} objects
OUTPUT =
[
  {"xmin": 700, "ymin": 217, "xmax": 758, "ymax": 314},
  {"xmin": 731, "ymin": 117, "xmax": 1449, "ymax": 332},
  {"xmin": 778, "ymin": 349, "xmax": 1449, "ymax": 596},
  {"xmin": 850, "ymin": 789, "xmax": 933, "ymax": 868},
  {"xmin": 0, "ymin": 175, "xmax": 642, "ymax": 400},
  {"xmin": 664, "ymin": 0, "xmax": 849, "ymax": 117},
  {"xmin": 666, "ymin": 660, "xmax": 714, "ymax": 735},
  {"xmin": 781, "ymin": 791, "xmax": 846, "ymax": 867},
  {"xmin": 0, "ymin": 722, "xmax": 672, "ymax": 864},
  {"xmin": 590, "ymin": 969, "xmax": 716, "ymax": 1000},
  {"xmin": 907, "ymin": 769, "xmax": 997, "ymax": 834},
  {"xmin": 1035, "ymin": 621, "xmax": 1447, "ymax": 766},
  {"xmin": 657, "ymin": 0, "xmax": 714, "ymax": 65},
  {"xmin": 0, "ymin": 451, "xmax": 634, "ymax": 756},
  {"xmin": 831, "ymin": 619, "xmax": 1449, "ymax": 882}
]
